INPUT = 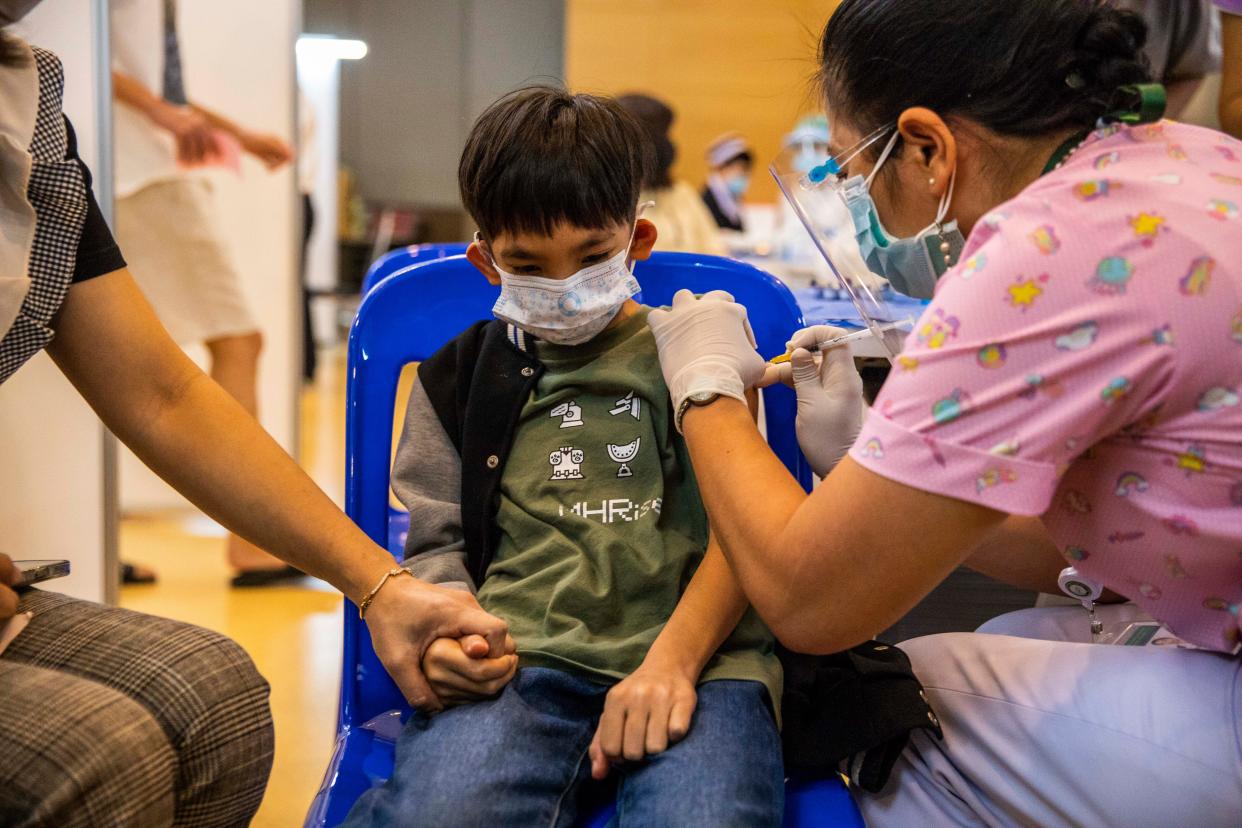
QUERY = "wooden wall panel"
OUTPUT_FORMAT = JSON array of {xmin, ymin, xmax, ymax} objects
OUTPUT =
[{"xmin": 565, "ymin": 0, "xmax": 841, "ymax": 203}]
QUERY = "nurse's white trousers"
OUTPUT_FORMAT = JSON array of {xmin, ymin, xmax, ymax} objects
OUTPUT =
[{"xmin": 856, "ymin": 605, "xmax": 1242, "ymax": 827}]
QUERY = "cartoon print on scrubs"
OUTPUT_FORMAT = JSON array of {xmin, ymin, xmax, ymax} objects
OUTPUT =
[
  {"xmin": 1207, "ymin": 199, "xmax": 1238, "ymax": 221},
  {"xmin": 1100, "ymin": 376, "xmax": 1131, "ymax": 404},
  {"xmin": 1115, "ymin": 472, "xmax": 1148, "ymax": 496},
  {"xmin": 1093, "ymin": 151, "xmax": 1121, "ymax": 170},
  {"xmin": 1138, "ymin": 325, "xmax": 1174, "ymax": 346},
  {"xmin": 1056, "ymin": 322, "xmax": 1099, "ymax": 351},
  {"xmin": 1087, "ymin": 256, "xmax": 1134, "ymax": 295},
  {"xmin": 977, "ymin": 343, "xmax": 1006, "ymax": 369},
  {"xmin": 1074, "ymin": 179, "xmax": 1116, "ymax": 201},
  {"xmin": 1180, "ymin": 257, "xmax": 1214, "ymax": 296},
  {"xmin": 989, "ymin": 437, "xmax": 1020, "ymax": 456},
  {"xmin": 1006, "ymin": 273, "xmax": 1048, "ymax": 309},
  {"xmin": 1129, "ymin": 212, "xmax": 1165, "ymax": 243},
  {"xmin": 851, "ymin": 120, "xmax": 1242, "ymax": 653},
  {"xmin": 960, "ymin": 252, "xmax": 987, "ymax": 279},
  {"xmin": 1198, "ymin": 387, "xmax": 1240, "ymax": 411},
  {"xmin": 1029, "ymin": 225, "xmax": 1061, "ymax": 255},
  {"xmin": 931, "ymin": 388, "xmax": 969, "ymax": 425},
  {"xmin": 917, "ymin": 308, "xmax": 960, "ymax": 349},
  {"xmin": 1018, "ymin": 373, "xmax": 1064, "ymax": 400}
]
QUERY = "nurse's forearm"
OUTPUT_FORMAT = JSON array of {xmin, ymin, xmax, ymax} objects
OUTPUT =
[
  {"xmin": 682, "ymin": 399, "xmax": 1003, "ymax": 653},
  {"xmin": 963, "ymin": 516, "xmax": 1064, "ymax": 594}
]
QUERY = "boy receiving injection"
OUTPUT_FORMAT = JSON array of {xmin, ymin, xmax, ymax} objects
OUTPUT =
[{"xmin": 342, "ymin": 86, "xmax": 783, "ymax": 826}]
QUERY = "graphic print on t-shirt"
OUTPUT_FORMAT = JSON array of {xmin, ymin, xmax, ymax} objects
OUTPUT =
[
  {"xmin": 610, "ymin": 390, "xmax": 642, "ymax": 420},
  {"xmin": 550, "ymin": 399, "xmax": 585, "ymax": 428},
  {"xmin": 548, "ymin": 446, "xmax": 585, "ymax": 480},
  {"xmin": 607, "ymin": 438, "xmax": 641, "ymax": 478}
]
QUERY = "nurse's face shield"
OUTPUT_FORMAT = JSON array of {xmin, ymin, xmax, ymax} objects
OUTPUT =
[{"xmin": 770, "ymin": 124, "xmax": 914, "ymax": 361}]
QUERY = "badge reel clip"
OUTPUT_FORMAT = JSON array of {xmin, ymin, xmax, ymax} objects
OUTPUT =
[{"xmin": 1058, "ymin": 566, "xmax": 1104, "ymax": 639}]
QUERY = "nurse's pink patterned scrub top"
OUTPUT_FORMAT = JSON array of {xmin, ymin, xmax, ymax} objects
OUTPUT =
[{"xmin": 849, "ymin": 121, "xmax": 1242, "ymax": 652}]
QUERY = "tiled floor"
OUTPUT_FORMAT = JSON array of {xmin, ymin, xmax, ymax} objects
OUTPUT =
[{"xmin": 120, "ymin": 346, "xmax": 357, "ymax": 827}]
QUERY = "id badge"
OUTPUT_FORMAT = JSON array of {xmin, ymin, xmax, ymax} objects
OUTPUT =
[{"xmin": 1098, "ymin": 622, "xmax": 1200, "ymax": 649}]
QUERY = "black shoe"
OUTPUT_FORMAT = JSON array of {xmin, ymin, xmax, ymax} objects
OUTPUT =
[
  {"xmin": 121, "ymin": 562, "xmax": 158, "ymax": 585},
  {"xmin": 230, "ymin": 566, "xmax": 306, "ymax": 588}
]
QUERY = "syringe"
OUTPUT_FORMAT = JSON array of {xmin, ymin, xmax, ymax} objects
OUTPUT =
[{"xmin": 769, "ymin": 319, "xmax": 911, "ymax": 364}]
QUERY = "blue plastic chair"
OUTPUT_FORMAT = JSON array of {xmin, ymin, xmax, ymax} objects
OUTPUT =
[
  {"xmin": 305, "ymin": 252, "xmax": 862, "ymax": 827},
  {"xmin": 360, "ymin": 242, "xmax": 470, "ymax": 297}
]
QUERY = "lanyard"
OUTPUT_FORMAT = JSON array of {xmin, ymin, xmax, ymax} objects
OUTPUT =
[{"xmin": 1040, "ymin": 83, "xmax": 1168, "ymax": 176}]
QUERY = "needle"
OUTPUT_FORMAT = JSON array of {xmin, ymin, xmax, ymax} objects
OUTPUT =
[{"xmin": 769, "ymin": 320, "xmax": 910, "ymax": 364}]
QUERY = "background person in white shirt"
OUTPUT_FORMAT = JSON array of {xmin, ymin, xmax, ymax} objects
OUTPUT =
[{"xmin": 110, "ymin": 0, "xmax": 296, "ymax": 585}]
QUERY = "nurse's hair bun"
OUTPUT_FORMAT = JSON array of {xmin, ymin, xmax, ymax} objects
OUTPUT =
[
  {"xmin": 1063, "ymin": 3, "xmax": 1150, "ymax": 112},
  {"xmin": 818, "ymin": 0, "xmax": 1155, "ymax": 147}
]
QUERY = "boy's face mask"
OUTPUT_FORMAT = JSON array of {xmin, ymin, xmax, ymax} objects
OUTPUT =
[{"xmin": 485, "ymin": 217, "xmax": 644, "ymax": 346}]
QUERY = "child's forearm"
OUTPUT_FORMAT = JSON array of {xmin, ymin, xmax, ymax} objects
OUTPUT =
[{"xmin": 644, "ymin": 533, "xmax": 750, "ymax": 680}]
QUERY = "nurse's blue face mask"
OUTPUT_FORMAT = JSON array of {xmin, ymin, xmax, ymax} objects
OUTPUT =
[{"xmin": 815, "ymin": 127, "xmax": 965, "ymax": 300}]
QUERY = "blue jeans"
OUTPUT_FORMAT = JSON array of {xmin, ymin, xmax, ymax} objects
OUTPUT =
[{"xmin": 341, "ymin": 667, "xmax": 783, "ymax": 827}]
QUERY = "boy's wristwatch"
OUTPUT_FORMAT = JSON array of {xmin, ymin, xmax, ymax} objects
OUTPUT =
[{"xmin": 676, "ymin": 391, "xmax": 721, "ymax": 432}]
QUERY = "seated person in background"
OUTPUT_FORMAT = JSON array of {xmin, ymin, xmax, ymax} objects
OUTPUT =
[
  {"xmin": 342, "ymin": 86, "xmax": 783, "ymax": 827},
  {"xmin": 617, "ymin": 92, "xmax": 728, "ymax": 256},
  {"xmin": 701, "ymin": 132, "xmax": 753, "ymax": 232}
]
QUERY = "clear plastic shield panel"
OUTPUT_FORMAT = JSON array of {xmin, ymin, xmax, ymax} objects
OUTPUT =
[{"xmin": 770, "ymin": 146, "xmax": 914, "ymax": 361}]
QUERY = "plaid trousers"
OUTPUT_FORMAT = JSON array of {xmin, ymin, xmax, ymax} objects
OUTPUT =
[{"xmin": 0, "ymin": 590, "xmax": 274, "ymax": 827}]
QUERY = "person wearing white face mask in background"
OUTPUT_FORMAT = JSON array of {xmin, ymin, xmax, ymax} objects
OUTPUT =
[
  {"xmin": 701, "ymin": 132, "xmax": 753, "ymax": 233},
  {"xmin": 646, "ymin": 0, "xmax": 1242, "ymax": 824},
  {"xmin": 771, "ymin": 114, "xmax": 862, "ymax": 294}
]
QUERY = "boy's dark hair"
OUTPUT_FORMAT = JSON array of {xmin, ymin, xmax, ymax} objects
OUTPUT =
[{"xmin": 459, "ymin": 86, "xmax": 654, "ymax": 241}]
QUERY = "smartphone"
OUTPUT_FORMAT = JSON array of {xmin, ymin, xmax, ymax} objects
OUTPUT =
[{"xmin": 12, "ymin": 559, "xmax": 71, "ymax": 588}]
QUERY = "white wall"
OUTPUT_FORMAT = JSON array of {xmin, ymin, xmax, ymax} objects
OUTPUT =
[
  {"xmin": 119, "ymin": 0, "xmax": 301, "ymax": 512},
  {"xmin": 303, "ymin": 0, "xmax": 565, "ymax": 209},
  {"xmin": 0, "ymin": 0, "xmax": 113, "ymax": 602}
]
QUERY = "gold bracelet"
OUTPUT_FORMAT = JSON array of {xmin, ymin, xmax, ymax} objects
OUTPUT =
[{"xmin": 358, "ymin": 567, "xmax": 411, "ymax": 618}]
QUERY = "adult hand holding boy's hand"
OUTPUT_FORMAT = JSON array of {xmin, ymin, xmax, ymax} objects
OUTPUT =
[
  {"xmin": 365, "ymin": 576, "xmax": 510, "ymax": 712},
  {"xmin": 588, "ymin": 658, "xmax": 698, "ymax": 779},
  {"xmin": 422, "ymin": 633, "xmax": 518, "ymax": 707}
]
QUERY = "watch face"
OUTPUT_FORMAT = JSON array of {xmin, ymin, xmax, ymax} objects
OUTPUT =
[{"xmin": 691, "ymin": 391, "xmax": 718, "ymax": 404}]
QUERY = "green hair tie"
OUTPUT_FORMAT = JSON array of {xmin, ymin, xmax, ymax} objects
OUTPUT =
[{"xmin": 1106, "ymin": 83, "xmax": 1166, "ymax": 125}]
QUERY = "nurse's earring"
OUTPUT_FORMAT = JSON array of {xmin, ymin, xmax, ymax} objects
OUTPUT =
[{"xmin": 928, "ymin": 177, "xmax": 936, "ymax": 188}]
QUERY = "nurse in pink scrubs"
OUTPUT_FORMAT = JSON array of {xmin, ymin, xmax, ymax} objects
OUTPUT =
[{"xmin": 648, "ymin": 0, "xmax": 1242, "ymax": 823}]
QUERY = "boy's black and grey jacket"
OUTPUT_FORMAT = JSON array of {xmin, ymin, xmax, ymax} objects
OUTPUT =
[{"xmin": 394, "ymin": 319, "xmax": 942, "ymax": 793}]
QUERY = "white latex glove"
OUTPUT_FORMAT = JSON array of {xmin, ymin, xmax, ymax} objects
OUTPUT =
[
  {"xmin": 647, "ymin": 290, "xmax": 766, "ymax": 430},
  {"xmin": 759, "ymin": 325, "xmax": 865, "ymax": 478}
]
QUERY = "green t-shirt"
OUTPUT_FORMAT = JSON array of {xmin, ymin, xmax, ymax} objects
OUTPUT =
[{"xmin": 476, "ymin": 307, "xmax": 782, "ymax": 713}]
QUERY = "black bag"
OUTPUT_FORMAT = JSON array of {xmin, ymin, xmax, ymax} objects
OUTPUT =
[{"xmin": 779, "ymin": 640, "xmax": 943, "ymax": 793}]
